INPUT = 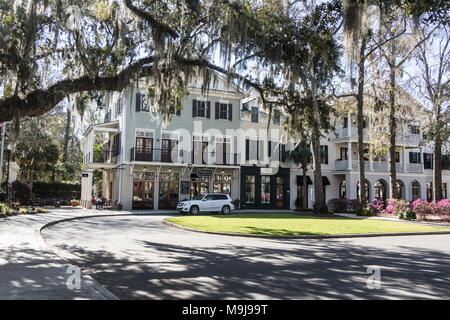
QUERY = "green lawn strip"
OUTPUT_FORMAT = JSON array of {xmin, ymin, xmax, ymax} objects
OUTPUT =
[{"xmin": 166, "ymin": 214, "xmax": 448, "ymax": 236}]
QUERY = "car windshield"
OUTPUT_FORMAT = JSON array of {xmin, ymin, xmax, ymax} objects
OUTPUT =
[{"xmin": 193, "ymin": 194, "xmax": 205, "ymax": 200}]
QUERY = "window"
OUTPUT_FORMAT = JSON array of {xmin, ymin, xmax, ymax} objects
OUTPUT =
[
  {"xmin": 215, "ymin": 102, "xmax": 232, "ymax": 120},
  {"xmin": 374, "ymin": 180, "xmax": 387, "ymax": 201},
  {"xmin": 276, "ymin": 177, "xmax": 284, "ymax": 201},
  {"xmin": 245, "ymin": 139, "xmax": 250, "ymax": 161},
  {"xmin": 410, "ymin": 125, "xmax": 420, "ymax": 134},
  {"xmin": 340, "ymin": 147, "xmax": 348, "ymax": 160},
  {"xmin": 273, "ymin": 110, "xmax": 281, "ymax": 125},
  {"xmin": 192, "ymin": 100, "xmax": 210, "ymax": 118},
  {"xmin": 443, "ymin": 183, "xmax": 448, "ymax": 199},
  {"xmin": 343, "ymin": 117, "xmax": 348, "ymax": 128},
  {"xmin": 339, "ymin": 181, "xmax": 346, "ymax": 198},
  {"xmin": 426, "ymin": 182, "xmax": 433, "ymax": 201},
  {"xmin": 396, "ymin": 180, "xmax": 404, "ymax": 199},
  {"xmin": 280, "ymin": 144, "xmax": 287, "ymax": 162},
  {"xmin": 245, "ymin": 175, "xmax": 255, "ymax": 203},
  {"xmin": 261, "ymin": 176, "xmax": 271, "ymax": 204},
  {"xmin": 409, "ymin": 152, "xmax": 421, "ymax": 164},
  {"xmin": 251, "ymin": 107, "xmax": 259, "ymax": 123},
  {"xmin": 214, "ymin": 174, "xmax": 232, "ymax": 194},
  {"xmin": 395, "ymin": 151, "xmax": 400, "ymax": 163},
  {"xmin": 135, "ymin": 93, "xmax": 149, "ymax": 112},
  {"xmin": 320, "ymin": 145, "xmax": 328, "ymax": 164},
  {"xmin": 197, "ymin": 101, "xmax": 206, "ymax": 117},
  {"xmin": 412, "ymin": 180, "xmax": 421, "ymax": 200},
  {"xmin": 424, "ymin": 153, "xmax": 433, "ymax": 169},
  {"xmin": 246, "ymin": 139, "xmax": 258, "ymax": 161}
]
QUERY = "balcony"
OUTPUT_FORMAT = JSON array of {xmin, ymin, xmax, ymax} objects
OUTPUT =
[
  {"xmin": 334, "ymin": 128, "xmax": 369, "ymax": 140},
  {"xmin": 130, "ymin": 148, "xmax": 240, "ymax": 166},
  {"xmin": 407, "ymin": 163, "xmax": 422, "ymax": 173}
]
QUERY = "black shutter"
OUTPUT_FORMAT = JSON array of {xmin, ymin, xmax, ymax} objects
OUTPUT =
[
  {"xmin": 268, "ymin": 141, "xmax": 272, "ymax": 158},
  {"xmin": 324, "ymin": 146, "xmax": 328, "ymax": 164},
  {"xmin": 409, "ymin": 152, "xmax": 413, "ymax": 163},
  {"xmin": 245, "ymin": 139, "xmax": 250, "ymax": 161},
  {"xmin": 206, "ymin": 101, "xmax": 211, "ymax": 118},
  {"xmin": 228, "ymin": 104, "xmax": 232, "ymax": 121},
  {"xmin": 135, "ymin": 93, "xmax": 141, "ymax": 112},
  {"xmin": 215, "ymin": 102, "xmax": 219, "ymax": 120},
  {"xmin": 192, "ymin": 99, "xmax": 197, "ymax": 117}
]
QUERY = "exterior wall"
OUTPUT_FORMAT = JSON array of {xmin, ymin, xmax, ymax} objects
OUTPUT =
[{"xmin": 81, "ymin": 81, "xmax": 450, "ymax": 211}]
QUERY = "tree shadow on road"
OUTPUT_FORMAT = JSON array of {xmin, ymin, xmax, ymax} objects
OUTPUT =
[{"xmin": 45, "ymin": 236, "xmax": 450, "ymax": 300}]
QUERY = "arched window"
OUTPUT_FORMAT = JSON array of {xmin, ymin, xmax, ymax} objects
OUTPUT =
[
  {"xmin": 412, "ymin": 180, "xmax": 421, "ymax": 200},
  {"xmin": 357, "ymin": 180, "xmax": 370, "ymax": 201},
  {"xmin": 396, "ymin": 180, "xmax": 404, "ymax": 200},
  {"xmin": 426, "ymin": 182, "xmax": 433, "ymax": 201},
  {"xmin": 374, "ymin": 180, "xmax": 387, "ymax": 201},
  {"xmin": 339, "ymin": 180, "xmax": 346, "ymax": 199}
]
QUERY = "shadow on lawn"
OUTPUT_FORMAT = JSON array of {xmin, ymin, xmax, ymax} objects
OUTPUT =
[{"xmin": 43, "ymin": 221, "xmax": 450, "ymax": 300}]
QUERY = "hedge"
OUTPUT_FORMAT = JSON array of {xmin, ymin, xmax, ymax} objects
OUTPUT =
[{"xmin": 32, "ymin": 182, "xmax": 81, "ymax": 201}]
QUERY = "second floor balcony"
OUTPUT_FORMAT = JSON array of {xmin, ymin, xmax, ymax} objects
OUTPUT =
[
  {"xmin": 129, "ymin": 148, "xmax": 241, "ymax": 166},
  {"xmin": 335, "ymin": 159, "xmax": 422, "ymax": 173}
]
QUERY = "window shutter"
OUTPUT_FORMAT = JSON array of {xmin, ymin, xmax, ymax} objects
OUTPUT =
[
  {"xmin": 245, "ymin": 139, "xmax": 250, "ymax": 161},
  {"xmin": 135, "ymin": 93, "xmax": 141, "ymax": 112},
  {"xmin": 206, "ymin": 101, "xmax": 211, "ymax": 118},
  {"xmin": 268, "ymin": 141, "xmax": 272, "ymax": 158},
  {"xmin": 228, "ymin": 103, "xmax": 232, "ymax": 121},
  {"xmin": 215, "ymin": 102, "xmax": 219, "ymax": 120},
  {"xmin": 192, "ymin": 100, "xmax": 197, "ymax": 117}
]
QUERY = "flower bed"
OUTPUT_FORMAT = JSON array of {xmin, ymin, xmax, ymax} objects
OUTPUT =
[
  {"xmin": 0, "ymin": 202, "xmax": 50, "ymax": 218},
  {"xmin": 376, "ymin": 198, "xmax": 450, "ymax": 222}
]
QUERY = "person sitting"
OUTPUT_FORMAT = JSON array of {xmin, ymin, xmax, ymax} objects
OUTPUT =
[
  {"xmin": 91, "ymin": 196, "xmax": 97, "ymax": 206},
  {"xmin": 96, "ymin": 196, "xmax": 103, "ymax": 210}
]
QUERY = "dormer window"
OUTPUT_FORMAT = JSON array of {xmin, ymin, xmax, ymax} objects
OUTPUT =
[{"xmin": 251, "ymin": 107, "xmax": 259, "ymax": 123}]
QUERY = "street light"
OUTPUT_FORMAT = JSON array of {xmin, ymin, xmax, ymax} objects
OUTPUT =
[{"xmin": 5, "ymin": 144, "xmax": 11, "ymax": 202}]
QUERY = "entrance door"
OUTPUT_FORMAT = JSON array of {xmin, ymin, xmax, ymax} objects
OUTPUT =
[
  {"xmin": 136, "ymin": 137, "xmax": 153, "ymax": 161},
  {"xmin": 297, "ymin": 185, "xmax": 307, "ymax": 208},
  {"xmin": 132, "ymin": 181, "xmax": 154, "ymax": 209},
  {"xmin": 159, "ymin": 181, "xmax": 179, "ymax": 209},
  {"xmin": 161, "ymin": 139, "xmax": 178, "ymax": 163},
  {"xmin": 190, "ymin": 180, "xmax": 209, "ymax": 199}
]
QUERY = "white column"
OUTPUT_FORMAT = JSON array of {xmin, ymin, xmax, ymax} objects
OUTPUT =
[
  {"xmin": 347, "ymin": 142, "xmax": 352, "ymax": 170},
  {"xmin": 347, "ymin": 112, "xmax": 352, "ymax": 137},
  {"xmin": 403, "ymin": 148, "xmax": 407, "ymax": 172},
  {"xmin": 420, "ymin": 148, "xmax": 424, "ymax": 173}
]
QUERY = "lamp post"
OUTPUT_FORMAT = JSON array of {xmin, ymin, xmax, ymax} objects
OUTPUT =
[{"xmin": 5, "ymin": 144, "xmax": 11, "ymax": 202}]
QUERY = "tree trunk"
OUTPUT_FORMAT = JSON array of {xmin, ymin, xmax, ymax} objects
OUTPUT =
[
  {"xmin": 302, "ymin": 165, "xmax": 308, "ymax": 209},
  {"xmin": 311, "ymin": 130, "xmax": 326, "ymax": 213},
  {"xmin": 434, "ymin": 134, "xmax": 443, "ymax": 201},
  {"xmin": 388, "ymin": 66, "xmax": 398, "ymax": 199},
  {"xmin": 62, "ymin": 106, "xmax": 71, "ymax": 162},
  {"xmin": 357, "ymin": 36, "xmax": 368, "ymax": 207}
]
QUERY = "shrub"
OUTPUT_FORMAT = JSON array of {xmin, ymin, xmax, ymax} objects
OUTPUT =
[
  {"xmin": 369, "ymin": 198, "xmax": 385, "ymax": 214},
  {"xmin": 432, "ymin": 199, "xmax": 450, "ymax": 221},
  {"xmin": 411, "ymin": 199, "xmax": 433, "ymax": 220},
  {"xmin": 32, "ymin": 182, "xmax": 81, "ymax": 201},
  {"xmin": 383, "ymin": 199, "xmax": 410, "ymax": 219},
  {"xmin": 327, "ymin": 198, "xmax": 346, "ymax": 213},
  {"xmin": 10, "ymin": 180, "xmax": 31, "ymax": 205},
  {"xmin": 0, "ymin": 203, "xmax": 9, "ymax": 215},
  {"xmin": 405, "ymin": 210, "xmax": 416, "ymax": 221},
  {"xmin": 36, "ymin": 208, "xmax": 50, "ymax": 213}
]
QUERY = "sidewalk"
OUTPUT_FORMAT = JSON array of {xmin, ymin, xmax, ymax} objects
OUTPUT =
[{"xmin": 0, "ymin": 207, "xmax": 119, "ymax": 300}]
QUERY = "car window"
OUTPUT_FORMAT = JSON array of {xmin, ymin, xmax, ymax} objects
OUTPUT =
[
  {"xmin": 204, "ymin": 195, "xmax": 214, "ymax": 201},
  {"xmin": 214, "ymin": 195, "xmax": 227, "ymax": 200},
  {"xmin": 193, "ymin": 194, "xmax": 205, "ymax": 200}
]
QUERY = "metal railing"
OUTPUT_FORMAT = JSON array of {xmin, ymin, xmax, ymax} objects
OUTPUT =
[{"xmin": 130, "ymin": 148, "xmax": 240, "ymax": 165}]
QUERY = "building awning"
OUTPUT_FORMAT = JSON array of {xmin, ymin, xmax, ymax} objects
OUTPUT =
[
  {"xmin": 297, "ymin": 176, "xmax": 331, "ymax": 185},
  {"xmin": 297, "ymin": 176, "xmax": 313, "ymax": 185}
]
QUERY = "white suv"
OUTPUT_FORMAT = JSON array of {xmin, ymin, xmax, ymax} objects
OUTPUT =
[{"xmin": 177, "ymin": 193, "xmax": 235, "ymax": 215}]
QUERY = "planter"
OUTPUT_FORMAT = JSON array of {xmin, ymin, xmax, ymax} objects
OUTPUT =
[{"xmin": 361, "ymin": 208, "xmax": 368, "ymax": 216}]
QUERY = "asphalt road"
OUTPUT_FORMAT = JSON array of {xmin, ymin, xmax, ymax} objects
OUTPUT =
[{"xmin": 41, "ymin": 215, "xmax": 450, "ymax": 299}]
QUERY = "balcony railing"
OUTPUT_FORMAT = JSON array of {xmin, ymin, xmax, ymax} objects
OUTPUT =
[
  {"xmin": 92, "ymin": 150, "xmax": 117, "ymax": 163},
  {"xmin": 130, "ymin": 148, "xmax": 240, "ymax": 165}
]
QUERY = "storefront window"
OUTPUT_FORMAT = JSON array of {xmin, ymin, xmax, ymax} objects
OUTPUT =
[
  {"xmin": 214, "ymin": 174, "xmax": 232, "ymax": 194},
  {"xmin": 245, "ymin": 175, "xmax": 255, "ymax": 203},
  {"xmin": 276, "ymin": 177, "xmax": 284, "ymax": 201},
  {"xmin": 190, "ymin": 176, "xmax": 209, "ymax": 198},
  {"xmin": 261, "ymin": 176, "xmax": 271, "ymax": 203}
]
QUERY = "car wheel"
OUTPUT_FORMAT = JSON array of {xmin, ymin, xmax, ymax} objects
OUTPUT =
[
  {"xmin": 190, "ymin": 206, "xmax": 199, "ymax": 215},
  {"xmin": 222, "ymin": 205, "xmax": 230, "ymax": 215}
]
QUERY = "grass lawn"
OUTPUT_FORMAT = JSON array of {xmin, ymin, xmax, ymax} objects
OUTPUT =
[{"xmin": 166, "ymin": 214, "xmax": 448, "ymax": 236}]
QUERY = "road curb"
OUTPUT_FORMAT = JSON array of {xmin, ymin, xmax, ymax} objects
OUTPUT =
[{"xmin": 162, "ymin": 219, "xmax": 450, "ymax": 239}]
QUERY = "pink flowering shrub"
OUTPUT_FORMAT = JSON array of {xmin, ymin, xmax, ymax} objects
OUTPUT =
[
  {"xmin": 411, "ymin": 199, "xmax": 433, "ymax": 220},
  {"xmin": 369, "ymin": 198, "xmax": 385, "ymax": 213},
  {"xmin": 382, "ymin": 199, "xmax": 410, "ymax": 218},
  {"xmin": 431, "ymin": 199, "xmax": 450, "ymax": 221}
]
